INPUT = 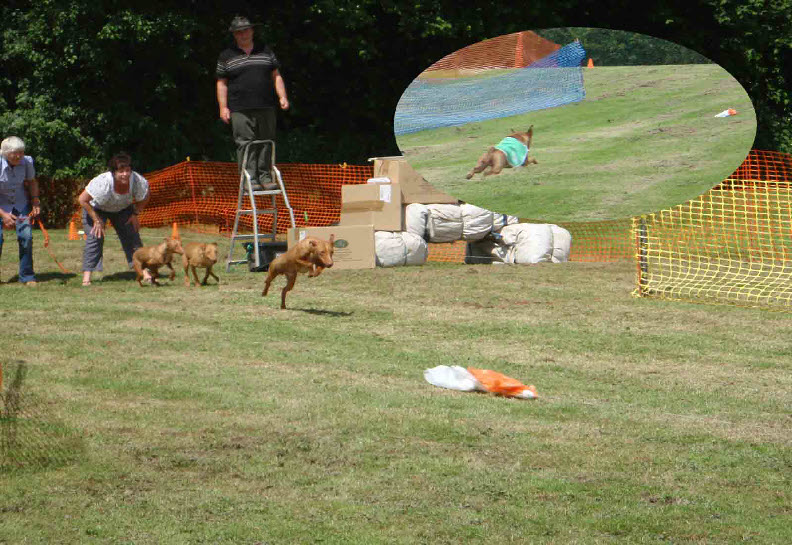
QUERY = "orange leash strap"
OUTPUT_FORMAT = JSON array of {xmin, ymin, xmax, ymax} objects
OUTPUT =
[{"xmin": 37, "ymin": 219, "xmax": 71, "ymax": 274}]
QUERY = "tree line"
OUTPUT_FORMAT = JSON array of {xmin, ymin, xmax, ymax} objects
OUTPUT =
[
  {"xmin": 536, "ymin": 28, "xmax": 712, "ymax": 65},
  {"xmin": 1, "ymin": 0, "xmax": 790, "ymax": 180}
]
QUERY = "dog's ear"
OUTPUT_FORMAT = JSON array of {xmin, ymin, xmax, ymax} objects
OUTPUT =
[
  {"xmin": 329, "ymin": 234, "xmax": 335, "ymax": 245},
  {"xmin": 309, "ymin": 239, "xmax": 318, "ymax": 248}
]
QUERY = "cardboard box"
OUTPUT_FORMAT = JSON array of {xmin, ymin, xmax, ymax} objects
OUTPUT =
[
  {"xmin": 340, "ymin": 182, "xmax": 403, "ymax": 231},
  {"xmin": 370, "ymin": 156, "xmax": 458, "ymax": 204},
  {"xmin": 287, "ymin": 225, "xmax": 375, "ymax": 270}
]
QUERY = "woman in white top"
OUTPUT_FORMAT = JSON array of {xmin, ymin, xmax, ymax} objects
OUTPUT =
[{"xmin": 77, "ymin": 152, "xmax": 151, "ymax": 286}]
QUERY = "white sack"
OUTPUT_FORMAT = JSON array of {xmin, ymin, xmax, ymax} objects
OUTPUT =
[
  {"xmin": 501, "ymin": 223, "xmax": 554, "ymax": 264},
  {"xmin": 401, "ymin": 232, "xmax": 428, "ymax": 265},
  {"xmin": 375, "ymin": 231, "xmax": 428, "ymax": 267},
  {"xmin": 460, "ymin": 204, "xmax": 494, "ymax": 241},
  {"xmin": 492, "ymin": 213, "xmax": 520, "ymax": 233},
  {"xmin": 375, "ymin": 231, "xmax": 406, "ymax": 267},
  {"xmin": 550, "ymin": 224, "xmax": 573, "ymax": 263},
  {"xmin": 426, "ymin": 204, "xmax": 463, "ymax": 243},
  {"xmin": 423, "ymin": 365, "xmax": 482, "ymax": 392},
  {"xmin": 404, "ymin": 203, "xmax": 429, "ymax": 238}
]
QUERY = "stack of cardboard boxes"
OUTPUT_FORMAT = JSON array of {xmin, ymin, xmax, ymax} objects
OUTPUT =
[{"xmin": 287, "ymin": 156, "xmax": 457, "ymax": 269}]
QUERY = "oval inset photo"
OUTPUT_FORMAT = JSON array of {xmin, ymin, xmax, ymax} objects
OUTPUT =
[{"xmin": 394, "ymin": 28, "xmax": 756, "ymax": 222}]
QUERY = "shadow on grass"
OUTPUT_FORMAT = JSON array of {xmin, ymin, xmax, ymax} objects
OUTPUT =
[
  {"xmin": 98, "ymin": 271, "xmax": 137, "ymax": 283},
  {"xmin": 4, "ymin": 272, "xmax": 77, "ymax": 284},
  {"xmin": 294, "ymin": 308, "xmax": 353, "ymax": 317}
]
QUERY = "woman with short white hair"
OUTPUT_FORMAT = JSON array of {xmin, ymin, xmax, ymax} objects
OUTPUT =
[{"xmin": 0, "ymin": 136, "xmax": 40, "ymax": 286}]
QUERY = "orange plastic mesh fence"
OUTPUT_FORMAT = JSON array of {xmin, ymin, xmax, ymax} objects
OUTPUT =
[
  {"xmin": 633, "ymin": 150, "xmax": 792, "ymax": 309},
  {"xmin": 126, "ymin": 159, "xmax": 659, "ymax": 264},
  {"xmin": 729, "ymin": 149, "xmax": 792, "ymax": 183},
  {"xmin": 138, "ymin": 161, "xmax": 372, "ymax": 235},
  {"xmin": 423, "ymin": 31, "xmax": 561, "ymax": 75},
  {"xmin": 560, "ymin": 219, "xmax": 633, "ymax": 262},
  {"xmin": 426, "ymin": 240, "xmax": 469, "ymax": 263},
  {"xmin": 63, "ymin": 149, "xmax": 789, "ymax": 285}
]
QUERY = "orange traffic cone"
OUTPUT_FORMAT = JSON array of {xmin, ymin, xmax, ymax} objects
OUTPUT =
[
  {"xmin": 587, "ymin": 58, "xmax": 594, "ymax": 68},
  {"xmin": 171, "ymin": 222, "xmax": 181, "ymax": 240},
  {"xmin": 68, "ymin": 220, "xmax": 80, "ymax": 240}
]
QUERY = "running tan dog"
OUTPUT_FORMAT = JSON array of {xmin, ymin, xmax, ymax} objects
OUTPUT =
[
  {"xmin": 262, "ymin": 235, "xmax": 335, "ymax": 309},
  {"xmin": 182, "ymin": 242, "xmax": 219, "ymax": 287},
  {"xmin": 465, "ymin": 125, "xmax": 537, "ymax": 179},
  {"xmin": 132, "ymin": 237, "xmax": 184, "ymax": 286}
]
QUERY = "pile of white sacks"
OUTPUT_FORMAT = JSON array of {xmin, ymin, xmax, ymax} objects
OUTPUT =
[{"xmin": 374, "ymin": 203, "xmax": 572, "ymax": 267}]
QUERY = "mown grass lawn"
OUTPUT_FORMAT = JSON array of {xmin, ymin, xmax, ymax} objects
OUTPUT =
[{"xmin": 1, "ymin": 227, "xmax": 790, "ymax": 544}]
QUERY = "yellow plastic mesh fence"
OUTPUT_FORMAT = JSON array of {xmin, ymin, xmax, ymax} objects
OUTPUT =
[
  {"xmin": 423, "ymin": 31, "xmax": 561, "ymax": 76},
  {"xmin": 551, "ymin": 219, "xmax": 633, "ymax": 262},
  {"xmin": 633, "ymin": 150, "xmax": 792, "ymax": 309}
]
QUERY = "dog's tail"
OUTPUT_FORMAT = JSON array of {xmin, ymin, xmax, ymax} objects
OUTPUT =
[{"xmin": 527, "ymin": 125, "xmax": 533, "ymax": 149}]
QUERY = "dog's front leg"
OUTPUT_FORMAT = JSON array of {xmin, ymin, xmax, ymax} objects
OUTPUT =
[
  {"xmin": 280, "ymin": 272, "xmax": 297, "ymax": 309},
  {"xmin": 262, "ymin": 269, "xmax": 277, "ymax": 296},
  {"xmin": 134, "ymin": 262, "xmax": 146, "ymax": 287},
  {"xmin": 192, "ymin": 265, "xmax": 204, "ymax": 287},
  {"xmin": 207, "ymin": 265, "xmax": 220, "ymax": 284},
  {"xmin": 149, "ymin": 266, "xmax": 162, "ymax": 286}
]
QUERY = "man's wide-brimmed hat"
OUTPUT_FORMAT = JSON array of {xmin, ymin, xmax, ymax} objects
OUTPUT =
[{"xmin": 229, "ymin": 16, "xmax": 259, "ymax": 32}]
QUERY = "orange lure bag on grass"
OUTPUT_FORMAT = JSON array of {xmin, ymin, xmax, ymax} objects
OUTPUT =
[
  {"xmin": 467, "ymin": 367, "xmax": 538, "ymax": 398},
  {"xmin": 423, "ymin": 365, "xmax": 538, "ymax": 399}
]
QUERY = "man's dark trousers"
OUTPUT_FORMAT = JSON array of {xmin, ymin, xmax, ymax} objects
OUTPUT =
[{"xmin": 231, "ymin": 108, "xmax": 277, "ymax": 185}]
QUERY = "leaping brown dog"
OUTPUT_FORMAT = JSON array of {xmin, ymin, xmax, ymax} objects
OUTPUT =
[
  {"xmin": 262, "ymin": 235, "xmax": 335, "ymax": 309},
  {"xmin": 132, "ymin": 237, "xmax": 184, "ymax": 287},
  {"xmin": 465, "ymin": 125, "xmax": 537, "ymax": 179}
]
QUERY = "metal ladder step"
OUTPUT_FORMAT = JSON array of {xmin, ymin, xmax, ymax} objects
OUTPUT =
[{"xmin": 226, "ymin": 139, "xmax": 296, "ymax": 272}]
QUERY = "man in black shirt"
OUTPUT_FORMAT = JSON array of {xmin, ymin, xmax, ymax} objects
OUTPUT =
[{"xmin": 216, "ymin": 16, "xmax": 289, "ymax": 191}]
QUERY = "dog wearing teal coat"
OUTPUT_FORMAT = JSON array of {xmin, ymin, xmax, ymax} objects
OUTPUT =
[{"xmin": 465, "ymin": 125, "xmax": 537, "ymax": 179}]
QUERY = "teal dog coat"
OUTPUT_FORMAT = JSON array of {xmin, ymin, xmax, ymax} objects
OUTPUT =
[{"xmin": 494, "ymin": 137, "xmax": 529, "ymax": 168}]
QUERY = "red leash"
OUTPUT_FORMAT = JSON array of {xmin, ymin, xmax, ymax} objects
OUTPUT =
[{"xmin": 37, "ymin": 219, "xmax": 71, "ymax": 274}]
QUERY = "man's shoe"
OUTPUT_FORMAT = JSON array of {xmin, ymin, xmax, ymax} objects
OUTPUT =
[
  {"xmin": 247, "ymin": 180, "xmax": 264, "ymax": 192},
  {"xmin": 24, "ymin": 281, "xmax": 38, "ymax": 287},
  {"xmin": 261, "ymin": 182, "xmax": 279, "ymax": 191}
]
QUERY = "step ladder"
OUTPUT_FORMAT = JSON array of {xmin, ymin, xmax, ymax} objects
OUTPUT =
[{"xmin": 226, "ymin": 140, "xmax": 296, "ymax": 271}]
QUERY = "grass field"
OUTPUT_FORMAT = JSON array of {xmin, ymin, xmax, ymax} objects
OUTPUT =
[
  {"xmin": 397, "ymin": 64, "xmax": 756, "ymax": 223},
  {"xmin": 1, "ymin": 226, "xmax": 790, "ymax": 543}
]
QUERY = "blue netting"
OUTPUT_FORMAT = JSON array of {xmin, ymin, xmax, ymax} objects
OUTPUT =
[{"xmin": 394, "ymin": 41, "xmax": 587, "ymax": 136}]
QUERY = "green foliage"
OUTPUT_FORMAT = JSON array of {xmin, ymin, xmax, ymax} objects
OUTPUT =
[
  {"xmin": 0, "ymin": 0, "xmax": 790, "ymax": 180},
  {"xmin": 1, "ymin": 1, "xmax": 230, "ymax": 176},
  {"xmin": 535, "ymin": 28, "xmax": 712, "ymax": 65},
  {"xmin": 708, "ymin": 0, "xmax": 792, "ymax": 154},
  {"xmin": 36, "ymin": 176, "xmax": 85, "ymax": 227}
]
